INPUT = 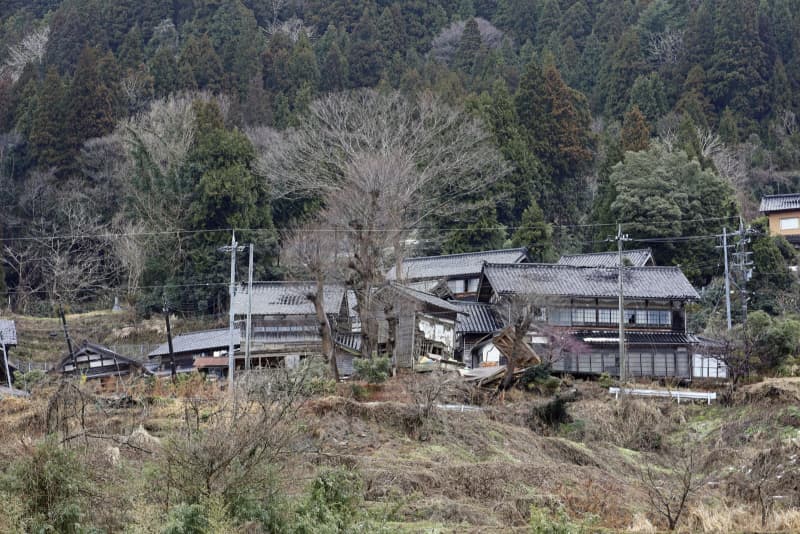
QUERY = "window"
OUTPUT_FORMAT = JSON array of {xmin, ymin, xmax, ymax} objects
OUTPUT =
[
  {"xmin": 598, "ymin": 308, "xmax": 619, "ymax": 324},
  {"xmin": 550, "ymin": 308, "xmax": 571, "ymax": 326},
  {"xmin": 781, "ymin": 217, "xmax": 800, "ymax": 230},
  {"xmin": 466, "ymin": 278, "xmax": 479, "ymax": 292},
  {"xmin": 571, "ymin": 308, "xmax": 595, "ymax": 325}
]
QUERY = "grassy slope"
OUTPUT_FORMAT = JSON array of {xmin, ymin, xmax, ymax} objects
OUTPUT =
[{"xmin": 2, "ymin": 309, "xmax": 800, "ymax": 531}]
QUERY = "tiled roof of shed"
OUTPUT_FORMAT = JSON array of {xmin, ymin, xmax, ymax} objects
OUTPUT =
[
  {"xmin": 377, "ymin": 283, "xmax": 463, "ymax": 313},
  {"xmin": 482, "ymin": 263, "xmax": 699, "ymax": 300},
  {"xmin": 760, "ymin": 194, "xmax": 800, "ymax": 213},
  {"xmin": 148, "ymin": 328, "xmax": 240, "ymax": 358},
  {"xmin": 557, "ymin": 249, "xmax": 653, "ymax": 268},
  {"xmin": 231, "ymin": 282, "xmax": 356, "ymax": 317},
  {"xmin": 386, "ymin": 248, "xmax": 528, "ymax": 281},
  {"xmin": 455, "ymin": 302, "xmax": 503, "ymax": 334}
]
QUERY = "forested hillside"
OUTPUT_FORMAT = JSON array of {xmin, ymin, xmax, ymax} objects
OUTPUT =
[{"xmin": 1, "ymin": 0, "xmax": 799, "ymax": 315}]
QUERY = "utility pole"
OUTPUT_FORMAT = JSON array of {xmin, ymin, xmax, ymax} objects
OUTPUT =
[
  {"xmin": 245, "ymin": 243, "xmax": 254, "ymax": 371},
  {"xmin": 733, "ymin": 217, "xmax": 754, "ymax": 326},
  {"xmin": 218, "ymin": 232, "xmax": 244, "ymax": 396},
  {"xmin": 59, "ymin": 305, "xmax": 76, "ymax": 373},
  {"xmin": 720, "ymin": 227, "xmax": 733, "ymax": 330},
  {"xmin": 616, "ymin": 224, "xmax": 630, "ymax": 383},
  {"xmin": 163, "ymin": 297, "xmax": 176, "ymax": 381}
]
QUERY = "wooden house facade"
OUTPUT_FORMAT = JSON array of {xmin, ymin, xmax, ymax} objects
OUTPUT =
[{"xmin": 477, "ymin": 263, "xmax": 700, "ymax": 379}]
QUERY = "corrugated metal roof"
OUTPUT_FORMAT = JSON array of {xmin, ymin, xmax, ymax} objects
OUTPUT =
[
  {"xmin": 482, "ymin": 263, "xmax": 699, "ymax": 300},
  {"xmin": 231, "ymin": 282, "xmax": 356, "ymax": 317},
  {"xmin": 148, "ymin": 329, "xmax": 240, "ymax": 358},
  {"xmin": 760, "ymin": 194, "xmax": 800, "ymax": 213},
  {"xmin": 455, "ymin": 302, "xmax": 503, "ymax": 334},
  {"xmin": 574, "ymin": 331, "xmax": 699, "ymax": 345},
  {"xmin": 0, "ymin": 320, "xmax": 17, "ymax": 346},
  {"xmin": 386, "ymin": 248, "xmax": 528, "ymax": 281},
  {"xmin": 557, "ymin": 249, "xmax": 653, "ymax": 268}
]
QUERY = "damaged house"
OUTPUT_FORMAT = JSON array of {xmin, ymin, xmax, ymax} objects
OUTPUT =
[
  {"xmin": 368, "ymin": 283, "xmax": 462, "ymax": 369},
  {"xmin": 477, "ymin": 262, "xmax": 700, "ymax": 379}
]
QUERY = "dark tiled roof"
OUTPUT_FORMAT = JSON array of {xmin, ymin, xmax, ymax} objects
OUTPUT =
[
  {"xmin": 0, "ymin": 320, "xmax": 17, "ymax": 345},
  {"xmin": 574, "ymin": 331, "xmax": 699, "ymax": 345},
  {"xmin": 482, "ymin": 263, "xmax": 699, "ymax": 300},
  {"xmin": 386, "ymin": 248, "xmax": 528, "ymax": 281},
  {"xmin": 455, "ymin": 302, "xmax": 503, "ymax": 334},
  {"xmin": 557, "ymin": 249, "xmax": 653, "ymax": 268},
  {"xmin": 56, "ymin": 341, "xmax": 151, "ymax": 375},
  {"xmin": 379, "ymin": 283, "xmax": 463, "ymax": 313},
  {"xmin": 148, "ymin": 328, "xmax": 240, "ymax": 358},
  {"xmin": 760, "ymin": 194, "xmax": 800, "ymax": 213},
  {"xmin": 232, "ymin": 282, "xmax": 356, "ymax": 317}
]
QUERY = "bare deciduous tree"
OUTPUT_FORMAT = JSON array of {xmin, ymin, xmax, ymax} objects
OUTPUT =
[
  {"xmin": 647, "ymin": 29, "xmax": 685, "ymax": 66},
  {"xmin": 2, "ymin": 26, "xmax": 49, "ymax": 83},
  {"xmin": 254, "ymin": 90, "xmax": 508, "ymax": 357},
  {"xmin": 640, "ymin": 447, "xmax": 705, "ymax": 531},
  {"xmin": 3, "ymin": 170, "xmax": 121, "ymax": 309},
  {"xmin": 281, "ymin": 219, "xmax": 346, "ymax": 379}
]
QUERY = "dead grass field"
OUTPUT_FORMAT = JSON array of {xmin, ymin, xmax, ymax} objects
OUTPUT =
[{"xmin": 2, "ymin": 366, "xmax": 800, "ymax": 532}]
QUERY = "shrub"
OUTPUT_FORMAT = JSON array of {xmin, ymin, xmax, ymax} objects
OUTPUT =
[
  {"xmin": 4, "ymin": 436, "xmax": 93, "ymax": 533},
  {"xmin": 530, "ymin": 505, "xmax": 597, "ymax": 534},
  {"xmin": 294, "ymin": 468, "xmax": 377, "ymax": 533},
  {"xmin": 353, "ymin": 357, "xmax": 391, "ymax": 384},
  {"xmin": 12, "ymin": 369, "xmax": 46, "ymax": 391}
]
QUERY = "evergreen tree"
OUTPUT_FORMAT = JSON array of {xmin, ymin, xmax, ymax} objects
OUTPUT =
[
  {"xmin": 606, "ymin": 145, "xmax": 736, "ymax": 284},
  {"xmin": 456, "ymin": 18, "xmax": 482, "ymax": 72},
  {"xmin": 180, "ymin": 34, "xmax": 223, "ymax": 92},
  {"xmin": 718, "ymin": 107, "xmax": 740, "ymax": 145},
  {"xmin": 708, "ymin": 0, "xmax": 769, "ymax": 120},
  {"xmin": 28, "ymin": 67, "xmax": 69, "ymax": 169},
  {"xmin": 287, "ymin": 34, "xmax": 320, "ymax": 95},
  {"xmin": 118, "ymin": 25, "xmax": 144, "ymax": 70},
  {"xmin": 771, "ymin": 58, "xmax": 792, "ymax": 112},
  {"xmin": 321, "ymin": 42, "xmax": 348, "ymax": 92},
  {"xmin": 535, "ymin": 0, "xmax": 561, "ymax": 49},
  {"xmin": 620, "ymin": 105, "xmax": 651, "ymax": 153},
  {"xmin": 599, "ymin": 28, "xmax": 646, "ymax": 118},
  {"xmin": 511, "ymin": 200, "xmax": 554, "ymax": 262},
  {"xmin": 69, "ymin": 46, "xmax": 120, "ymax": 146},
  {"xmin": 629, "ymin": 73, "xmax": 668, "ymax": 122},
  {"xmin": 348, "ymin": 8, "xmax": 385, "ymax": 87},
  {"xmin": 558, "ymin": 0, "xmax": 592, "ymax": 46},
  {"xmin": 150, "ymin": 47, "xmax": 178, "ymax": 98}
]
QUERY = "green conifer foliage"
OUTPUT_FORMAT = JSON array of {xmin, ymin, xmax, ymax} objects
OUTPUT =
[{"xmin": 620, "ymin": 105, "xmax": 651, "ymax": 153}]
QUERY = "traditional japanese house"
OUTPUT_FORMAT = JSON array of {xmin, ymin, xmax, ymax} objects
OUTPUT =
[
  {"xmin": 231, "ymin": 282, "xmax": 358, "ymax": 367},
  {"xmin": 386, "ymin": 248, "xmax": 528, "ymax": 300},
  {"xmin": 556, "ymin": 248, "xmax": 655, "ymax": 267},
  {"xmin": 55, "ymin": 341, "xmax": 152, "ymax": 383},
  {"xmin": 477, "ymin": 263, "xmax": 700, "ymax": 379},
  {"xmin": 148, "ymin": 328, "xmax": 240, "ymax": 375}
]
